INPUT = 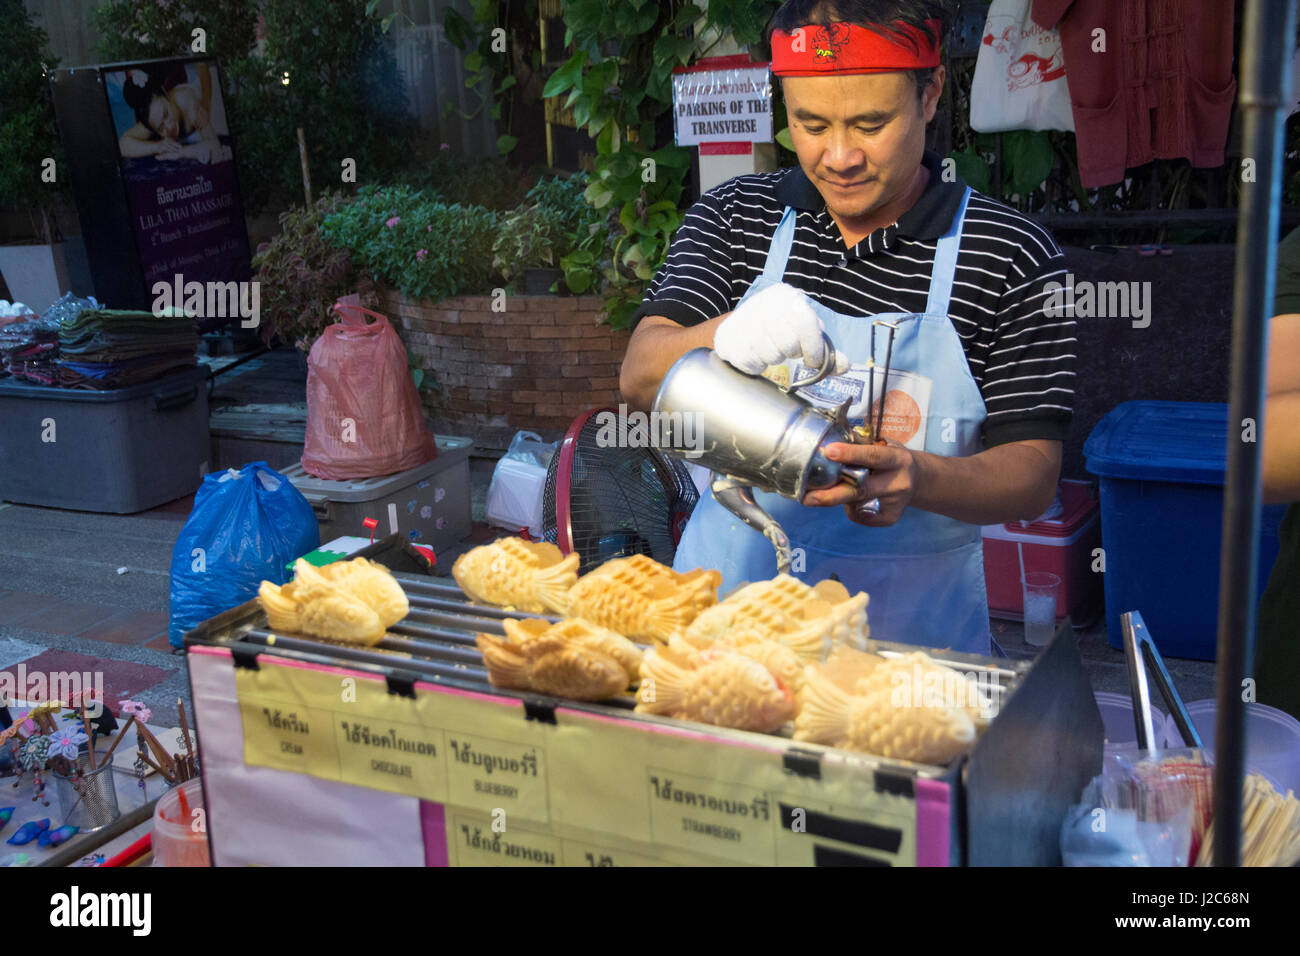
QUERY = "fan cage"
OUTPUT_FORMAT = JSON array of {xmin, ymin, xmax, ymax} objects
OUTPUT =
[{"xmin": 542, "ymin": 407, "xmax": 701, "ymax": 575}]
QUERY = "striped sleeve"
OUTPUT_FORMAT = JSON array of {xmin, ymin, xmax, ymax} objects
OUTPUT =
[
  {"xmin": 632, "ymin": 189, "xmax": 736, "ymax": 330},
  {"xmin": 979, "ymin": 235, "xmax": 1076, "ymax": 447}
]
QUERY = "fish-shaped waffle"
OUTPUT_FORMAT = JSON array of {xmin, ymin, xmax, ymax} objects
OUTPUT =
[
  {"xmin": 563, "ymin": 554, "xmax": 721, "ymax": 644},
  {"xmin": 685, "ymin": 575, "xmax": 868, "ymax": 662},
  {"xmin": 452, "ymin": 537, "xmax": 578, "ymax": 614},
  {"xmin": 715, "ymin": 634, "xmax": 806, "ymax": 695},
  {"xmin": 794, "ymin": 651, "xmax": 993, "ymax": 765},
  {"xmin": 635, "ymin": 637, "xmax": 795, "ymax": 733},
  {"xmin": 258, "ymin": 558, "xmax": 409, "ymax": 646},
  {"xmin": 476, "ymin": 617, "xmax": 643, "ymax": 701},
  {"xmin": 315, "ymin": 557, "xmax": 410, "ymax": 628}
]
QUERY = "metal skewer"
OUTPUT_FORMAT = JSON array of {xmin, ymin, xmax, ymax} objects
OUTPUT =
[
  {"xmin": 866, "ymin": 322, "xmax": 878, "ymax": 440},
  {"xmin": 871, "ymin": 320, "xmax": 899, "ymax": 444}
]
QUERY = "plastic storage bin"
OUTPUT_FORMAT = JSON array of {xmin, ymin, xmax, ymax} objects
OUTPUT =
[
  {"xmin": 983, "ymin": 479, "xmax": 1103, "ymax": 625},
  {"xmin": 281, "ymin": 436, "xmax": 472, "ymax": 553},
  {"xmin": 0, "ymin": 367, "xmax": 209, "ymax": 512},
  {"xmin": 152, "ymin": 778, "xmax": 209, "ymax": 867},
  {"xmin": 1083, "ymin": 401, "xmax": 1287, "ymax": 660}
]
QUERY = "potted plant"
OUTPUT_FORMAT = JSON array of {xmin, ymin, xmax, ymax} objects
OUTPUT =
[
  {"xmin": 0, "ymin": 0, "xmax": 68, "ymax": 311},
  {"xmin": 493, "ymin": 202, "xmax": 566, "ymax": 294},
  {"xmin": 493, "ymin": 173, "xmax": 603, "ymax": 295}
]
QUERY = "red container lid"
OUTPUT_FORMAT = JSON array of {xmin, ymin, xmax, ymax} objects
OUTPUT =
[{"xmin": 996, "ymin": 479, "xmax": 1098, "ymax": 539}]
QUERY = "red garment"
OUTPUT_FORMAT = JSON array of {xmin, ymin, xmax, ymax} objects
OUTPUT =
[{"xmin": 1031, "ymin": 0, "xmax": 1236, "ymax": 188}]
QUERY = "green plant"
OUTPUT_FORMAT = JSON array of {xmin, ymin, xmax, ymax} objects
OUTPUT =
[
  {"xmin": 541, "ymin": 0, "xmax": 782, "ymax": 327},
  {"xmin": 94, "ymin": 0, "xmax": 258, "ymax": 63},
  {"xmin": 948, "ymin": 131, "xmax": 1055, "ymax": 199},
  {"xmin": 441, "ymin": 0, "xmax": 541, "ymax": 156},
  {"xmin": 0, "ymin": 0, "xmax": 62, "ymax": 243},
  {"xmin": 321, "ymin": 185, "xmax": 502, "ymax": 302},
  {"xmin": 493, "ymin": 173, "xmax": 604, "ymax": 282},
  {"xmin": 493, "ymin": 203, "xmax": 565, "ymax": 279},
  {"xmin": 251, "ymin": 191, "xmax": 357, "ymax": 350}
]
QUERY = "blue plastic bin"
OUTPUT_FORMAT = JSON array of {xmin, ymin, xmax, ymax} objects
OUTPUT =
[{"xmin": 1083, "ymin": 401, "xmax": 1287, "ymax": 660}]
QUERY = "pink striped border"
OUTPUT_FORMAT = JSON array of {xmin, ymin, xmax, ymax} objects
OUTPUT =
[
  {"xmin": 420, "ymin": 801, "xmax": 449, "ymax": 866},
  {"xmin": 914, "ymin": 778, "xmax": 952, "ymax": 866}
]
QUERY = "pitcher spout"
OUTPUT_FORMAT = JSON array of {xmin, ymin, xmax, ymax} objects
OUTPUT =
[{"xmin": 710, "ymin": 474, "xmax": 794, "ymax": 574}]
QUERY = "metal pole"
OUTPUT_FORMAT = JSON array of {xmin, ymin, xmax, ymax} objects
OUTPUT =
[{"xmin": 1213, "ymin": 0, "xmax": 1296, "ymax": 867}]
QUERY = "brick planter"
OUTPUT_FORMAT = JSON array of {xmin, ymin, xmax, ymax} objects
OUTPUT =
[{"xmin": 372, "ymin": 283, "xmax": 630, "ymax": 452}]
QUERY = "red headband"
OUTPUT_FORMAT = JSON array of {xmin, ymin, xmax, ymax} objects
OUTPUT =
[{"xmin": 771, "ymin": 20, "xmax": 942, "ymax": 76}]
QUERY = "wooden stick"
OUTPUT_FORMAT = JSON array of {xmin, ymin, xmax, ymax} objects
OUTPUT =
[
  {"xmin": 136, "ymin": 750, "xmax": 171, "ymax": 783},
  {"xmin": 297, "ymin": 127, "xmax": 313, "ymax": 208},
  {"xmin": 100, "ymin": 714, "xmax": 137, "ymax": 765},
  {"xmin": 79, "ymin": 703, "xmax": 96, "ymax": 771},
  {"xmin": 136, "ymin": 723, "xmax": 175, "ymax": 778},
  {"xmin": 178, "ymin": 698, "xmax": 194, "ymax": 761}
]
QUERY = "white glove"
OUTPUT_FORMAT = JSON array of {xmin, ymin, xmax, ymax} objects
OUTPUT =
[{"xmin": 713, "ymin": 282, "xmax": 849, "ymax": 376}]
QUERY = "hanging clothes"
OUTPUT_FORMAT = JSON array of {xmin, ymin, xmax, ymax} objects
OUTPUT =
[{"xmin": 1031, "ymin": 0, "xmax": 1236, "ymax": 188}]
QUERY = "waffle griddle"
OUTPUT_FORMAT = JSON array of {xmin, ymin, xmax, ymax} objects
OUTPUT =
[
  {"xmin": 183, "ymin": 538, "xmax": 1104, "ymax": 864},
  {"xmin": 192, "ymin": 564, "xmax": 1025, "ymax": 732}
]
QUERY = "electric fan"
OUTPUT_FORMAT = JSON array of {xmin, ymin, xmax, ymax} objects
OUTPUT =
[{"xmin": 542, "ymin": 407, "xmax": 700, "ymax": 574}]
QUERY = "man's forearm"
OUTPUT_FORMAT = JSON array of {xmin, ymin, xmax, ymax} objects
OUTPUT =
[
  {"xmin": 910, "ymin": 441, "xmax": 1061, "ymax": 525},
  {"xmin": 1264, "ymin": 391, "xmax": 1300, "ymax": 503},
  {"xmin": 619, "ymin": 314, "xmax": 728, "ymax": 411}
]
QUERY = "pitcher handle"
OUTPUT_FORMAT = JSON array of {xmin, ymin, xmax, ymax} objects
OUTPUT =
[{"xmin": 784, "ymin": 332, "xmax": 838, "ymax": 393}]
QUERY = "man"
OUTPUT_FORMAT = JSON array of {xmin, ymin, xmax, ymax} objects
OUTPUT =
[
  {"xmin": 1254, "ymin": 226, "xmax": 1300, "ymax": 719},
  {"xmin": 620, "ymin": 0, "xmax": 1075, "ymax": 655}
]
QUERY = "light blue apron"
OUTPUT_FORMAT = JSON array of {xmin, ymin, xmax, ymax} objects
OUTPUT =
[{"xmin": 672, "ymin": 187, "xmax": 992, "ymax": 655}]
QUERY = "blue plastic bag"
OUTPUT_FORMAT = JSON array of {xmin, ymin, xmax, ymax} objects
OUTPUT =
[{"xmin": 168, "ymin": 462, "xmax": 320, "ymax": 647}]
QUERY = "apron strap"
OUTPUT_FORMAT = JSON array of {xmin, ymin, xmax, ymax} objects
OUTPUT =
[
  {"xmin": 924, "ymin": 185, "xmax": 972, "ymax": 317},
  {"xmin": 760, "ymin": 206, "xmax": 798, "ymax": 284}
]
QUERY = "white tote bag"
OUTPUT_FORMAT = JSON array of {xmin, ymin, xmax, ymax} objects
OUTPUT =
[{"xmin": 970, "ymin": 0, "xmax": 1074, "ymax": 132}]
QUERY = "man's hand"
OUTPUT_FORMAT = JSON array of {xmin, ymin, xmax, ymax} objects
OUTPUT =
[
  {"xmin": 713, "ymin": 282, "xmax": 849, "ymax": 376},
  {"xmin": 801, "ymin": 438, "xmax": 1062, "ymax": 527},
  {"xmin": 802, "ymin": 441, "xmax": 920, "ymax": 526}
]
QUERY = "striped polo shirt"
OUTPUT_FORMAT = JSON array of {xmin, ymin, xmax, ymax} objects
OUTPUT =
[{"xmin": 633, "ymin": 149, "xmax": 1075, "ymax": 447}]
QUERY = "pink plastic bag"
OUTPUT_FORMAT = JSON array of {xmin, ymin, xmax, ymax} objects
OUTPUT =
[{"xmin": 300, "ymin": 300, "xmax": 437, "ymax": 480}]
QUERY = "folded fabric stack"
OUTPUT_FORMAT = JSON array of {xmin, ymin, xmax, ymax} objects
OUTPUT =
[
  {"xmin": 0, "ymin": 319, "xmax": 61, "ymax": 385},
  {"xmin": 57, "ymin": 309, "xmax": 198, "ymax": 389}
]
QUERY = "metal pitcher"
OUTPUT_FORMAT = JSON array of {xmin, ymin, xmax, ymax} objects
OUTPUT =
[{"xmin": 651, "ymin": 337, "xmax": 872, "ymax": 572}]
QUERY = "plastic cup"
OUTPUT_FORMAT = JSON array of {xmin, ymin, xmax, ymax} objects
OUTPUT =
[
  {"xmin": 152, "ymin": 779, "xmax": 209, "ymax": 867},
  {"xmin": 1022, "ymin": 571, "xmax": 1061, "ymax": 646}
]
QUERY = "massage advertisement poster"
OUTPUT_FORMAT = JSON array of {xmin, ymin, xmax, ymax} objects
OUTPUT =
[{"xmin": 103, "ymin": 57, "xmax": 252, "ymax": 292}]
